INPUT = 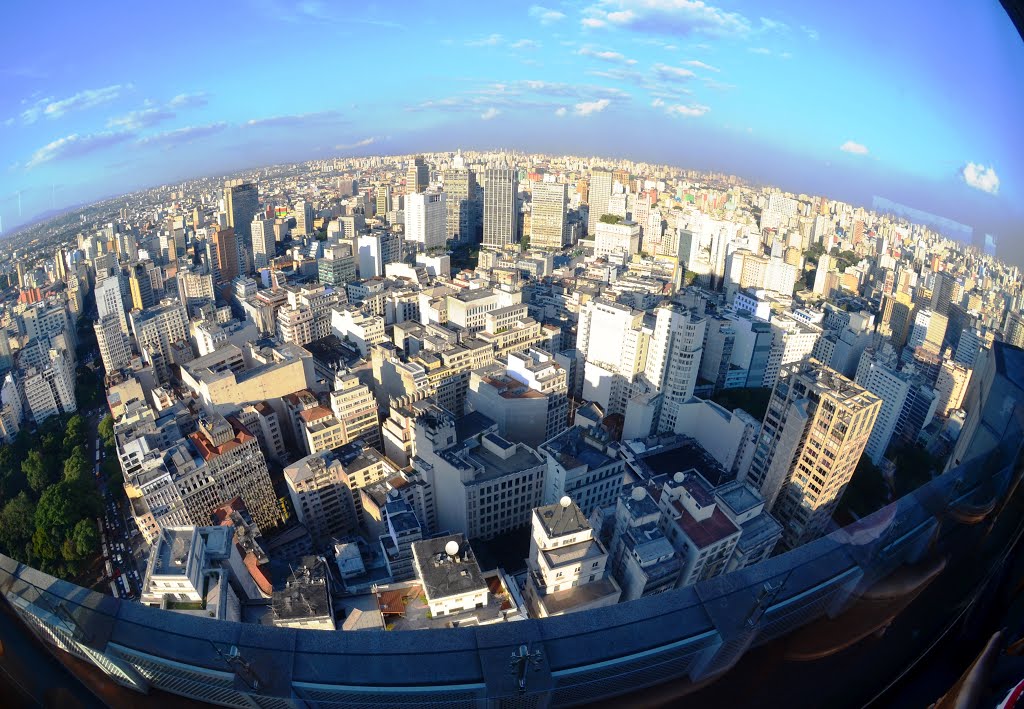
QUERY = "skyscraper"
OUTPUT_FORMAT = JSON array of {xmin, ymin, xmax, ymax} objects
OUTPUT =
[
  {"xmin": 746, "ymin": 359, "xmax": 881, "ymax": 549},
  {"xmin": 530, "ymin": 181, "xmax": 567, "ymax": 251},
  {"xmin": 644, "ymin": 302, "xmax": 706, "ymax": 432},
  {"xmin": 443, "ymin": 164, "xmax": 478, "ymax": 243},
  {"xmin": 223, "ymin": 180, "xmax": 258, "ymax": 244},
  {"xmin": 94, "ymin": 314, "xmax": 133, "ymax": 373},
  {"xmin": 405, "ymin": 155, "xmax": 429, "ymax": 195},
  {"xmin": 587, "ymin": 168, "xmax": 613, "ymax": 236},
  {"xmin": 294, "ymin": 200, "xmax": 315, "ymax": 237},
  {"xmin": 483, "ymin": 163, "xmax": 516, "ymax": 249},
  {"xmin": 251, "ymin": 216, "xmax": 276, "ymax": 271},
  {"xmin": 375, "ymin": 184, "xmax": 392, "ymax": 217},
  {"xmin": 129, "ymin": 261, "xmax": 156, "ymax": 311},
  {"xmin": 211, "ymin": 227, "xmax": 240, "ymax": 285},
  {"xmin": 930, "ymin": 271, "xmax": 956, "ymax": 316},
  {"xmin": 405, "ymin": 191, "xmax": 447, "ymax": 251},
  {"xmin": 96, "ymin": 273, "xmax": 128, "ymax": 333}
]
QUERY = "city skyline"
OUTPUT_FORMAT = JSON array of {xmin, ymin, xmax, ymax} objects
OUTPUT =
[{"xmin": 1, "ymin": 1, "xmax": 1022, "ymax": 261}]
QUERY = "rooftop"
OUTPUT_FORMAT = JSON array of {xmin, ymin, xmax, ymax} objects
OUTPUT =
[
  {"xmin": 535, "ymin": 501, "xmax": 590, "ymax": 539},
  {"xmin": 412, "ymin": 535, "xmax": 487, "ymax": 602},
  {"xmin": 669, "ymin": 498, "xmax": 740, "ymax": 550},
  {"xmin": 272, "ymin": 559, "xmax": 332, "ymax": 623}
]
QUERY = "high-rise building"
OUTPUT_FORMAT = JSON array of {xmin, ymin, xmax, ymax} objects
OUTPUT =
[
  {"xmin": 934, "ymin": 359, "xmax": 971, "ymax": 417},
  {"xmin": 21, "ymin": 349, "xmax": 77, "ymax": 424},
  {"xmin": 467, "ymin": 349, "xmax": 569, "ymax": 449},
  {"xmin": 251, "ymin": 217, "xmax": 275, "ymax": 271},
  {"xmin": 357, "ymin": 232, "xmax": 403, "ymax": 278},
  {"xmin": 127, "ymin": 415, "xmax": 281, "ymax": 540},
  {"xmin": 129, "ymin": 299, "xmax": 189, "ymax": 384},
  {"xmin": 405, "ymin": 155, "xmax": 429, "ymax": 195},
  {"xmin": 855, "ymin": 346, "xmax": 912, "ymax": 465},
  {"xmin": 318, "ymin": 242, "xmax": 357, "ymax": 286},
  {"xmin": 294, "ymin": 200, "xmax": 315, "ymax": 237},
  {"xmin": 587, "ymin": 168, "xmax": 613, "ymax": 236},
  {"xmin": 907, "ymin": 308, "xmax": 948, "ymax": 353},
  {"xmin": 284, "ymin": 451, "xmax": 360, "ymax": 546},
  {"xmin": 375, "ymin": 184, "xmax": 391, "ymax": 217},
  {"xmin": 530, "ymin": 181, "xmax": 567, "ymax": 250},
  {"xmin": 224, "ymin": 180, "xmax": 258, "ymax": 272},
  {"xmin": 413, "ymin": 405, "xmax": 544, "ymax": 540},
  {"xmin": 879, "ymin": 292, "xmax": 914, "ymax": 350},
  {"xmin": 644, "ymin": 302, "xmax": 705, "ymax": 432},
  {"xmin": 224, "ymin": 180, "xmax": 258, "ymax": 243},
  {"xmin": 211, "ymin": 227, "xmax": 239, "ymax": 285},
  {"xmin": 96, "ymin": 274, "xmax": 128, "ymax": 332},
  {"xmin": 129, "ymin": 261, "xmax": 156, "ymax": 311},
  {"xmin": 593, "ymin": 219, "xmax": 641, "ymax": 261},
  {"xmin": 930, "ymin": 271, "xmax": 956, "ymax": 316},
  {"xmin": 404, "ymin": 191, "xmax": 447, "ymax": 251},
  {"xmin": 746, "ymin": 359, "xmax": 881, "ymax": 549},
  {"xmin": 760, "ymin": 193, "xmax": 798, "ymax": 231},
  {"xmin": 483, "ymin": 163, "xmax": 517, "ymax": 249},
  {"xmin": 442, "ymin": 163, "xmax": 478, "ymax": 243},
  {"xmin": 94, "ymin": 314, "xmax": 133, "ymax": 373}
]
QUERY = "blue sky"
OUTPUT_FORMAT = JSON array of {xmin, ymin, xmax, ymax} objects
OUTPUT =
[{"xmin": 1, "ymin": 0, "xmax": 1022, "ymax": 259}]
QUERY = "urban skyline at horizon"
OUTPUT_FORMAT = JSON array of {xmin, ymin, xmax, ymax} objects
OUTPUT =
[{"xmin": 1, "ymin": 0, "xmax": 1022, "ymax": 261}]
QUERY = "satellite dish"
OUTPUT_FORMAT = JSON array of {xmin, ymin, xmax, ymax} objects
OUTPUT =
[
  {"xmin": 559, "ymin": 496, "xmax": 572, "ymax": 508},
  {"xmin": 673, "ymin": 471, "xmax": 685, "ymax": 483},
  {"xmin": 444, "ymin": 540, "xmax": 460, "ymax": 557},
  {"xmin": 631, "ymin": 487, "xmax": 646, "ymax": 502}
]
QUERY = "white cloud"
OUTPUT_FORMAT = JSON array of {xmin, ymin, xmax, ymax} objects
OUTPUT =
[
  {"xmin": 466, "ymin": 34, "xmax": 503, "ymax": 47},
  {"xmin": 653, "ymin": 63, "xmax": 696, "ymax": 82},
  {"xmin": 663, "ymin": 103, "xmax": 709, "ymax": 117},
  {"xmin": 107, "ymin": 107, "xmax": 175, "ymax": 131},
  {"xmin": 587, "ymin": 0, "xmax": 753, "ymax": 38},
  {"xmin": 748, "ymin": 47, "xmax": 772, "ymax": 55},
  {"xmin": 839, "ymin": 140, "xmax": 869, "ymax": 155},
  {"xmin": 555, "ymin": 107, "xmax": 568, "ymax": 117},
  {"xmin": 481, "ymin": 107, "xmax": 501, "ymax": 120},
  {"xmin": 578, "ymin": 47, "xmax": 637, "ymax": 65},
  {"xmin": 962, "ymin": 162, "xmax": 999, "ymax": 195},
  {"xmin": 21, "ymin": 84, "xmax": 131, "ymax": 123},
  {"xmin": 574, "ymin": 98, "xmax": 610, "ymax": 116},
  {"xmin": 336, "ymin": 137, "xmax": 378, "ymax": 150},
  {"xmin": 245, "ymin": 110, "xmax": 345, "ymax": 128},
  {"xmin": 529, "ymin": 5, "xmax": 566, "ymax": 23},
  {"xmin": 167, "ymin": 92, "xmax": 209, "ymax": 109},
  {"xmin": 26, "ymin": 131, "xmax": 134, "ymax": 168},
  {"xmin": 684, "ymin": 59, "xmax": 719, "ymax": 72},
  {"xmin": 511, "ymin": 39, "xmax": 541, "ymax": 50},
  {"xmin": 651, "ymin": 98, "xmax": 665, "ymax": 107},
  {"xmin": 582, "ymin": 17, "xmax": 606, "ymax": 28},
  {"xmin": 801, "ymin": 25, "xmax": 820, "ymax": 40},
  {"xmin": 136, "ymin": 122, "xmax": 228, "ymax": 147}
]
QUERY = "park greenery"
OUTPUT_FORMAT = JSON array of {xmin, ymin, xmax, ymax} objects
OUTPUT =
[{"xmin": 0, "ymin": 413, "xmax": 105, "ymax": 579}]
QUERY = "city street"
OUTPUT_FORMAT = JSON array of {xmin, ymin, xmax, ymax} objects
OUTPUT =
[{"xmin": 78, "ymin": 317, "xmax": 148, "ymax": 602}]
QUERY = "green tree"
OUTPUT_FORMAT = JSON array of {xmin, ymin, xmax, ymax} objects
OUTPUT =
[
  {"xmin": 23, "ymin": 450, "xmax": 52, "ymax": 495},
  {"xmin": 98, "ymin": 414, "xmax": 115, "ymax": 448},
  {"xmin": 63, "ymin": 448, "xmax": 90, "ymax": 483},
  {"xmin": 0, "ymin": 492, "xmax": 37, "ymax": 559},
  {"xmin": 63, "ymin": 414, "xmax": 85, "ymax": 452},
  {"xmin": 599, "ymin": 213, "xmax": 623, "ymax": 224},
  {"xmin": 70, "ymin": 519, "xmax": 99, "ymax": 558}
]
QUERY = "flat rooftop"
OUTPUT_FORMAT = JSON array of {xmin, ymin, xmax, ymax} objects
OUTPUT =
[
  {"xmin": 535, "ymin": 501, "xmax": 590, "ymax": 539},
  {"xmin": 412, "ymin": 535, "xmax": 487, "ymax": 602}
]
